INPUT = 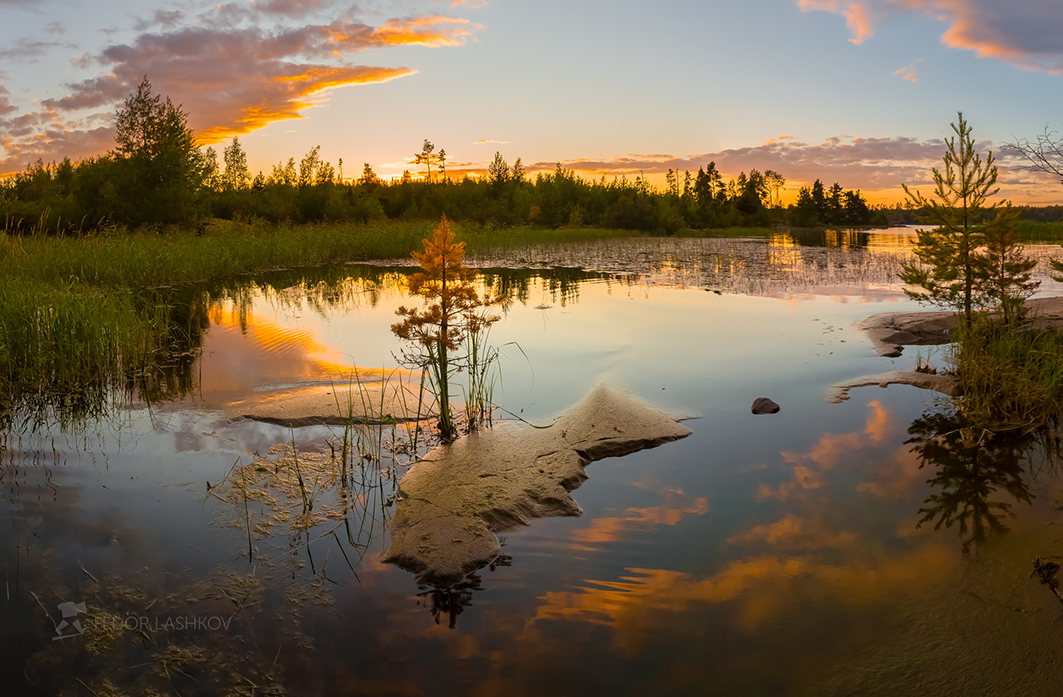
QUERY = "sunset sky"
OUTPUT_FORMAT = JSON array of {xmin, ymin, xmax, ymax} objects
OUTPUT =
[{"xmin": 2, "ymin": 0, "xmax": 1062, "ymax": 203}]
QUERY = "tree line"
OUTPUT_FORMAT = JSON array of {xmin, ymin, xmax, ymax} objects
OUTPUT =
[{"xmin": 1, "ymin": 78, "xmax": 894, "ymax": 235}]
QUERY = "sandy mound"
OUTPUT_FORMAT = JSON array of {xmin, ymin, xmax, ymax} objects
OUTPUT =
[{"xmin": 385, "ymin": 385, "xmax": 693, "ymax": 586}]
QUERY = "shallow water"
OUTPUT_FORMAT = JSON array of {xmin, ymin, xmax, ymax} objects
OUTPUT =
[{"xmin": 4, "ymin": 229, "xmax": 1063, "ymax": 695}]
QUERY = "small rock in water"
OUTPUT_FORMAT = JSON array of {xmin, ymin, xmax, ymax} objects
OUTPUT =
[{"xmin": 751, "ymin": 397, "xmax": 780, "ymax": 415}]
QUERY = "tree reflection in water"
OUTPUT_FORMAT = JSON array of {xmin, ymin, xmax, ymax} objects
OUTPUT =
[
  {"xmin": 415, "ymin": 552, "xmax": 512, "ymax": 629},
  {"xmin": 417, "ymin": 576, "xmax": 483, "ymax": 630},
  {"xmin": 906, "ymin": 409, "xmax": 1061, "ymax": 554}
]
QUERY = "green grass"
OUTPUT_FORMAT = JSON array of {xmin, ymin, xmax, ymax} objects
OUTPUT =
[
  {"xmin": 3, "ymin": 219, "xmax": 430, "ymax": 289},
  {"xmin": 674, "ymin": 226, "xmax": 775, "ymax": 238},
  {"xmin": 0, "ymin": 277, "xmax": 171, "ymax": 423},
  {"xmin": 3, "ymin": 220, "xmax": 653, "ymax": 291},
  {"xmin": 953, "ymin": 315, "xmax": 1063, "ymax": 429},
  {"xmin": 1015, "ymin": 220, "xmax": 1063, "ymax": 243}
]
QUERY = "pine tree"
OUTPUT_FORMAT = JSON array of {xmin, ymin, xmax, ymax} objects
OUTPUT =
[
  {"xmin": 111, "ymin": 76, "xmax": 204, "ymax": 225},
  {"xmin": 391, "ymin": 215, "xmax": 503, "ymax": 441},
  {"xmin": 414, "ymin": 139, "xmax": 435, "ymax": 182},
  {"xmin": 900, "ymin": 113, "xmax": 1000, "ymax": 329},
  {"xmin": 488, "ymin": 152, "xmax": 509, "ymax": 186},
  {"xmin": 359, "ymin": 162, "xmax": 380, "ymax": 186},
  {"xmin": 982, "ymin": 204, "xmax": 1038, "ymax": 326}
]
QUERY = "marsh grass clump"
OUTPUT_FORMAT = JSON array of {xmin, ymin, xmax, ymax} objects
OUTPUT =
[
  {"xmin": 0, "ymin": 280, "xmax": 160, "ymax": 421},
  {"xmin": 211, "ymin": 422, "xmax": 413, "ymax": 558},
  {"xmin": 209, "ymin": 371, "xmax": 438, "ymax": 574},
  {"xmin": 953, "ymin": 315, "xmax": 1063, "ymax": 429},
  {"xmin": 0, "ymin": 278, "xmax": 212, "ymax": 427},
  {"xmin": 462, "ymin": 317, "xmax": 500, "ymax": 429}
]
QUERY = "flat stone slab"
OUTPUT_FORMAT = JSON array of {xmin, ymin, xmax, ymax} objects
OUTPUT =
[
  {"xmin": 826, "ymin": 370, "xmax": 962, "ymax": 404},
  {"xmin": 860, "ymin": 296, "xmax": 1063, "ymax": 357},
  {"xmin": 384, "ymin": 384, "xmax": 692, "ymax": 587},
  {"xmin": 225, "ymin": 382, "xmax": 433, "ymax": 427},
  {"xmin": 859, "ymin": 311, "xmax": 958, "ymax": 357}
]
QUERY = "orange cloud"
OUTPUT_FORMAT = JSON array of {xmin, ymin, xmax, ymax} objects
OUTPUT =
[
  {"xmin": 855, "ymin": 445, "xmax": 925, "ymax": 500},
  {"xmin": 797, "ymin": 0, "xmax": 876, "ymax": 43},
  {"xmin": 727, "ymin": 514, "xmax": 860, "ymax": 549},
  {"xmin": 864, "ymin": 400, "xmax": 891, "ymax": 442},
  {"xmin": 893, "ymin": 64, "xmax": 919, "ymax": 82},
  {"xmin": 196, "ymin": 65, "xmax": 414, "ymax": 144},
  {"xmin": 572, "ymin": 491, "xmax": 709, "ymax": 545},
  {"xmin": 531, "ymin": 542, "xmax": 956, "ymax": 652},
  {"xmin": 199, "ymin": 284, "xmax": 414, "ymax": 397},
  {"xmin": 798, "ymin": 0, "xmax": 1063, "ymax": 74},
  {"xmin": 203, "ymin": 303, "xmax": 361, "ymax": 393},
  {"xmin": 845, "ymin": 3, "xmax": 873, "ymax": 43},
  {"xmin": 325, "ymin": 15, "xmax": 477, "ymax": 48},
  {"xmin": 759, "ymin": 400, "xmax": 898, "ymax": 501},
  {"xmin": 0, "ymin": 10, "xmax": 480, "ymax": 172}
]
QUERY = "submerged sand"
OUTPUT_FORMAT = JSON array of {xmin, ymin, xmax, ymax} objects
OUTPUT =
[
  {"xmin": 827, "ymin": 371, "xmax": 961, "ymax": 404},
  {"xmin": 223, "ymin": 382, "xmax": 434, "ymax": 427}
]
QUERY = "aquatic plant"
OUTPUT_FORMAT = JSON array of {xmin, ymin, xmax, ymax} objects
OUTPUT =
[
  {"xmin": 462, "ymin": 316, "xmax": 500, "ymax": 430},
  {"xmin": 0, "ymin": 279, "xmax": 179, "ymax": 425}
]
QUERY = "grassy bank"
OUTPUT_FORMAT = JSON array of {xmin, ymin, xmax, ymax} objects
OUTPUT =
[
  {"xmin": 2, "ymin": 220, "xmax": 647, "ymax": 290},
  {"xmin": 953, "ymin": 317, "xmax": 1063, "ymax": 429},
  {"xmin": 461, "ymin": 225, "xmax": 645, "ymax": 249},
  {"xmin": 3, "ymin": 220, "xmax": 427, "ymax": 289},
  {"xmin": 1015, "ymin": 220, "xmax": 1063, "ymax": 242},
  {"xmin": 674, "ymin": 226, "xmax": 775, "ymax": 238}
]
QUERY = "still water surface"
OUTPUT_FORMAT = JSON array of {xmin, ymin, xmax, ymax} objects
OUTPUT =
[{"xmin": 4, "ymin": 229, "xmax": 1063, "ymax": 695}]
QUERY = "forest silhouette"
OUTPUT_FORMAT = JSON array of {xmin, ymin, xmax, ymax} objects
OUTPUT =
[{"xmin": 1, "ymin": 79, "xmax": 893, "ymax": 235}]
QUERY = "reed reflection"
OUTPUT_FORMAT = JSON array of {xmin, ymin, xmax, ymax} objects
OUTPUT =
[{"xmin": 1, "ymin": 286, "xmax": 211, "ymax": 431}]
